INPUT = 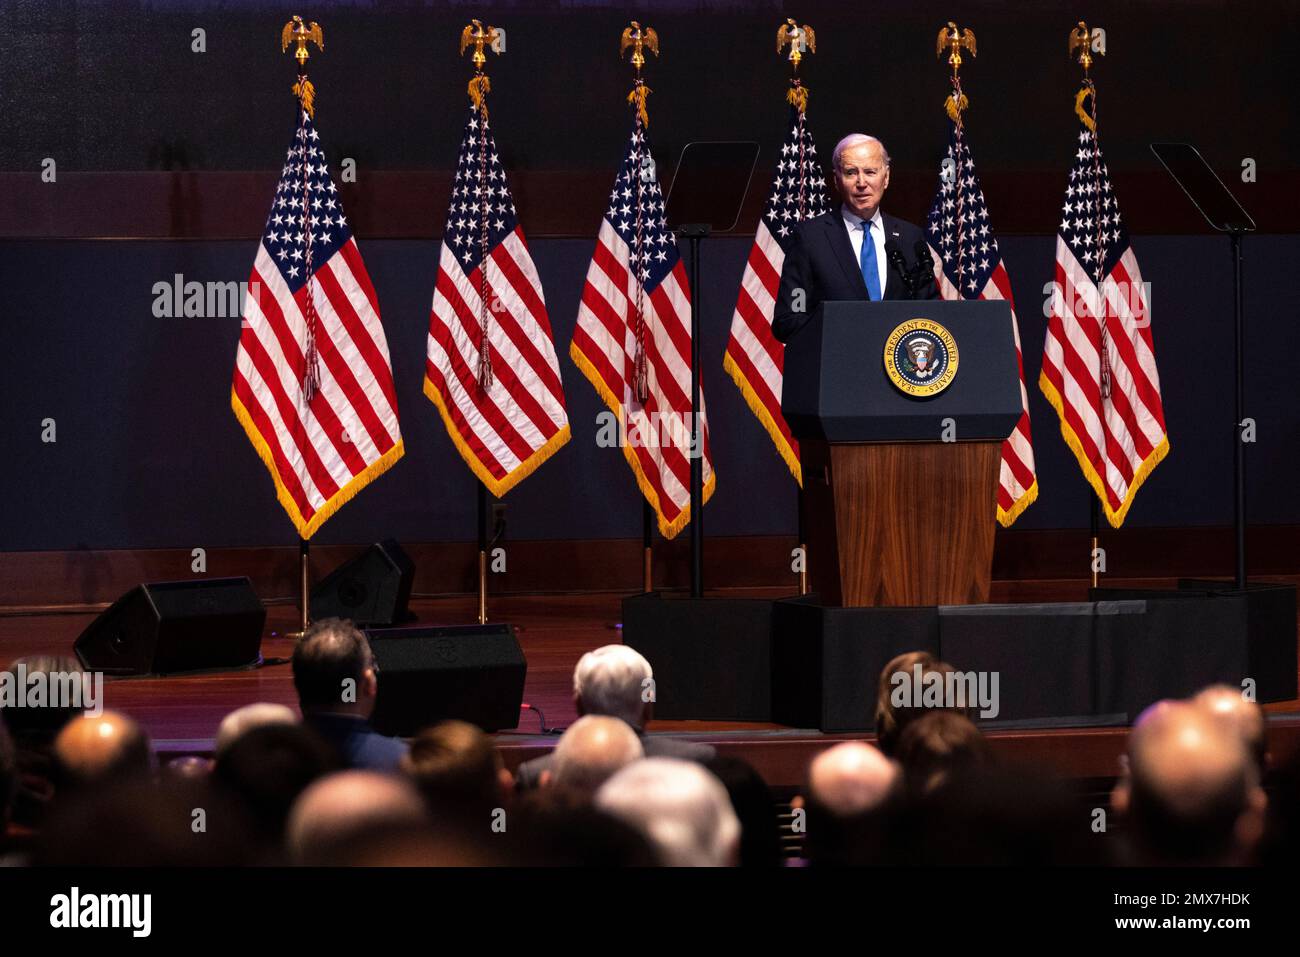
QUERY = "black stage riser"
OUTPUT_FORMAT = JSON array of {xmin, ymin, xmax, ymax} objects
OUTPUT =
[{"xmin": 623, "ymin": 584, "xmax": 1298, "ymax": 732}]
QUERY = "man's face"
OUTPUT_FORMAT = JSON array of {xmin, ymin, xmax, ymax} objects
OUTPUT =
[{"xmin": 835, "ymin": 141, "xmax": 890, "ymax": 219}]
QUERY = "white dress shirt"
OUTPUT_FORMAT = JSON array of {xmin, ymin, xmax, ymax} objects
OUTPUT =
[{"xmin": 841, "ymin": 205, "xmax": 888, "ymax": 298}]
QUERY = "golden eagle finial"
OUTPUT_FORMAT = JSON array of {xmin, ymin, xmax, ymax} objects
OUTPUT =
[
  {"xmin": 460, "ymin": 19, "xmax": 500, "ymax": 70},
  {"xmin": 281, "ymin": 16, "xmax": 323, "ymax": 68},
  {"xmin": 936, "ymin": 22, "xmax": 975, "ymax": 124},
  {"xmin": 1070, "ymin": 21, "xmax": 1101, "ymax": 75},
  {"xmin": 620, "ymin": 21, "xmax": 659, "ymax": 71},
  {"xmin": 936, "ymin": 21, "xmax": 976, "ymax": 70},
  {"xmin": 777, "ymin": 19, "xmax": 816, "ymax": 70},
  {"xmin": 281, "ymin": 16, "xmax": 323, "ymax": 117}
]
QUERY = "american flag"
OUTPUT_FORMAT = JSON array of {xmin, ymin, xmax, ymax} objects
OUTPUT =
[
  {"xmin": 925, "ymin": 119, "xmax": 1037, "ymax": 526},
  {"xmin": 425, "ymin": 106, "xmax": 570, "ymax": 495},
  {"xmin": 1039, "ymin": 94, "xmax": 1168, "ymax": 527},
  {"xmin": 569, "ymin": 108, "xmax": 715, "ymax": 539},
  {"xmin": 722, "ymin": 104, "xmax": 829, "ymax": 485},
  {"xmin": 232, "ymin": 107, "xmax": 404, "ymax": 539}
]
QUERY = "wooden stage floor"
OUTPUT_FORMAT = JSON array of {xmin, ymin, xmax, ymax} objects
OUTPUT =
[{"xmin": 4, "ymin": 586, "xmax": 1299, "ymax": 789}]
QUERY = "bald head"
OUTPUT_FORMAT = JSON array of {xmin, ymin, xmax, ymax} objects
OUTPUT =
[
  {"xmin": 550, "ymin": 716, "xmax": 644, "ymax": 794},
  {"xmin": 215, "ymin": 702, "xmax": 297, "ymax": 756},
  {"xmin": 54, "ymin": 710, "xmax": 152, "ymax": 788},
  {"xmin": 287, "ymin": 770, "xmax": 427, "ymax": 864},
  {"xmin": 1193, "ymin": 684, "xmax": 1266, "ymax": 772},
  {"xmin": 1121, "ymin": 700, "xmax": 1266, "ymax": 865},
  {"xmin": 809, "ymin": 742, "xmax": 898, "ymax": 816}
]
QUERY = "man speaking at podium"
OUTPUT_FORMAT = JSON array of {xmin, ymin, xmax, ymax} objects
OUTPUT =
[{"xmin": 772, "ymin": 133, "xmax": 937, "ymax": 344}]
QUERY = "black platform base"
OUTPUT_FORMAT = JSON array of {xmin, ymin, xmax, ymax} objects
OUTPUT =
[
  {"xmin": 622, "ymin": 592, "xmax": 773, "ymax": 721},
  {"xmin": 622, "ymin": 582, "xmax": 1298, "ymax": 733}
]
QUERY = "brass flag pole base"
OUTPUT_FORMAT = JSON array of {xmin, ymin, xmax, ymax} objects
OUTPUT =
[
  {"xmin": 478, "ymin": 549, "xmax": 488, "ymax": 625},
  {"xmin": 287, "ymin": 537, "xmax": 311, "ymax": 640},
  {"xmin": 799, "ymin": 541, "xmax": 809, "ymax": 595}
]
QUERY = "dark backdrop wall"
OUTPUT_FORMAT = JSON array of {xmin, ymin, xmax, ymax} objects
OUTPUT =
[{"xmin": 1, "ymin": 1, "xmax": 1296, "ymax": 551}]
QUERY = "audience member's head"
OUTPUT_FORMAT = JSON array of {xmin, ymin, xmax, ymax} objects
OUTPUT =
[
  {"xmin": 1114, "ymin": 700, "xmax": 1267, "ymax": 865},
  {"xmin": 53, "ymin": 710, "xmax": 152, "ymax": 790},
  {"xmin": 1, "ymin": 655, "xmax": 89, "ymax": 743},
  {"xmin": 596, "ymin": 758, "xmax": 740, "ymax": 866},
  {"xmin": 291, "ymin": 618, "xmax": 377, "ymax": 718},
  {"xmin": 802, "ymin": 741, "xmax": 899, "ymax": 865},
  {"xmin": 874, "ymin": 651, "xmax": 965, "ymax": 756},
  {"xmin": 215, "ymin": 702, "xmax": 298, "ymax": 756},
  {"xmin": 879, "ymin": 763, "xmax": 1102, "ymax": 866},
  {"xmin": 545, "ymin": 715, "xmax": 643, "ymax": 795},
  {"xmin": 573, "ymin": 645, "xmax": 653, "ymax": 729},
  {"xmin": 213, "ymin": 723, "xmax": 339, "ymax": 852},
  {"xmin": 809, "ymin": 742, "xmax": 898, "ymax": 817},
  {"xmin": 35, "ymin": 776, "xmax": 254, "ymax": 866},
  {"xmin": 1192, "ymin": 684, "xmax": 1267, "ymax": 774},
  {"xmin": 704, "ymin": 755, "xmax": 784, "ymax": 867},
  {"xmin": 897, "ymin": 711, "xmax": 992, "ymax": 796},
  {"xmin": 508, "ymin": 788, "xmax": 660, "ymax": 866},
  {"xmin": 286, "ymin": 770, "xmax": 427, "ymax": 865},
  {"xmin": 401, "ymin": 720, "xmax": 513, "ymax": 816}
]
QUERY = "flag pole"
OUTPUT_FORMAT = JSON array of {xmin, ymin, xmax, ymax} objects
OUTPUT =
[
  {"xmin": 642, "ymin": 501, "xmax": 654, "ymax": 592},
  {"xmin": 782, "ymin": 24, "xmax": 814, "ymax": 598},
  {"xmin": 797, "ymin": 490, "xmax": 808, "ymax": 595},
  {"xmin": 477, "ymin": 482, "xmax": 489, "ymax": 624},
  {"xmin": 293, "ymin": 537, "xmax": 310, "ymax": 638},
  {"xmin": 1075, "ymin": 23, "xmax": 1105, "ymax": 593},
  {"xmin": 1231, "ymin": 231, "xmax": 1246, "ymax": 589}
]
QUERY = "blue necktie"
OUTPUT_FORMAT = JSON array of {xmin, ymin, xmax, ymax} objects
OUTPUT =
[{"xmin": 860, "ymin": 218, "xmax": 882, "ymax": 301}]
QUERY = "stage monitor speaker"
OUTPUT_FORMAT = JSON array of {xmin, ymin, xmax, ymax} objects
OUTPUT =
[
  {"xmin": 310, "ymin": 538, "xmax": 414, "ymax": 626},
  {"xmin": 364, "ymin": 624, "xmax": 526, "ymax": 735},
  {"xmin": 74, "ymin": 577, "xmax": 266, "ymax": 676}
]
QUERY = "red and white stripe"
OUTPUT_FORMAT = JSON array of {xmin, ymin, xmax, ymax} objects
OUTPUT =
[
  {"xmin": 1041, "ymin": 242, "xmax": 1168, "ymax": 526},
  {"xmin": 723, "ymin": 220, "xmax": 801, "ymax": 484},
  {"xmin": 932, "ymin": 254, "xmax": 1038, "ymax": 525},
  {"xmin": 425, "ymin": 227, "xmax": 569, "ymax": 495},
  {"xmin": 570, "ymin": 220, "xmax": 715, "ymax": 539},
  {"xmin": 233, "ymin": 238, "xmax": 403, "ymax": 538}
]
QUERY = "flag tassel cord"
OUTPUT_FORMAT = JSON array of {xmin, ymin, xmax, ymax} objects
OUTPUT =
[{"xmin": 568, "ymin": 342, "xmax": 716, "ymax": 541}]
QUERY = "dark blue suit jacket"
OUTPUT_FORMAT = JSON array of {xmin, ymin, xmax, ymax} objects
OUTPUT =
[
  {"xmin": 304, "ymin": 713, "xmax": 408, "ymax": 772},
  {"xmin": 771, "ymin": 209, "xmax": 939, "ymax": 344}
]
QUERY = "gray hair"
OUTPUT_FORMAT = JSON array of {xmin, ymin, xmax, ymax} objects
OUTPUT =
[
  {"xmin": 595, "ymin": 758, "xmax": 741, "ymax": 867},
  {"xmin": 572, "ymin": 645, "xmax": 653, "ymax": 727},
  {"xmin": 832, "ymin": 133, "xmax": 891, "ymax": 171}
]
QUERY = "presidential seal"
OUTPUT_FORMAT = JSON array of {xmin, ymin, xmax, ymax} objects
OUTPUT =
[{"xmin": 883, "ymin": 318, "xmax": 959, "ymax": 397}]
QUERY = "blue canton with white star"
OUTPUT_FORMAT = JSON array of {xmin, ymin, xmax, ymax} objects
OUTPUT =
[
  {"xmin": 606, "ymin": 111, "xmax": 677, "ymax": 291},
  {"xmin": 444, "ymin": 107, "xmax": 519, "ymax": 275},
  {"xmin": 925, "ymin": 122, "xmax": 999, "ymax": 297},
  {"xmin": 262, "ymin": 110, "xmax": 349, "ymax": 295},
  {"xmin": 763, "ymin": 106, "xmax": 830, "ymax": 251},
  {"xmin": 1059, "ymin": 121, "xmax": 1127, "ymax": 281}
]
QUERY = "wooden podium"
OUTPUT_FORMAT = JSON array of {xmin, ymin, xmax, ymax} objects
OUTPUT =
[{"xmin": 782, "ymin": 300, "xmax": 1022, "ymax": 607}]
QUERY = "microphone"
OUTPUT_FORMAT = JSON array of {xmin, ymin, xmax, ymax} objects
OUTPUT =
[
  {"xmin": 885, "ymin": 239, "xmax": 911, "ymax": 291},
  {"xmin": 912, "ymin": 241, "xmax": 936, "ymax": 279}
]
